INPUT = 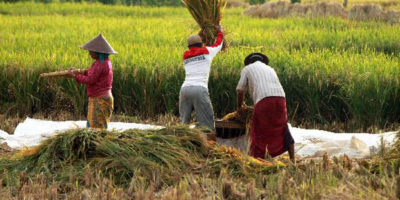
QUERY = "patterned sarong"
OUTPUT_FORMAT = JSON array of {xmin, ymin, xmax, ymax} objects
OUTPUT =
[
  {"xmin": 250, "ymin": 97, "xmax": 294, "ymax": 159},
  {"xmin": 87, "ymin": 94, "xmax": 114, "ymax": 129}
]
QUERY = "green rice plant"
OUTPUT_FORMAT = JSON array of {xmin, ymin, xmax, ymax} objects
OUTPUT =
[
  {"xmin": 0, "ymin": 3, "xmax": 400, "ymax": 132},
  {"xmin": 246, "ymin": 0, "xmax": 265, "ymax": 5}
]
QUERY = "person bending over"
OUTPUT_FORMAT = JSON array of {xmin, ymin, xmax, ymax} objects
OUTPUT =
[{"xmin": 236, "ymin": 53, "xmax": 295, "ymax": 162}]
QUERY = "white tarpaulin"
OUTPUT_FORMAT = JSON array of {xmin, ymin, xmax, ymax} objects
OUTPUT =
[
  {"xmin": 216, "ymin": 125, "xmax": 397, "ymax": 158},
  {"xmin": 0, "ymin": 118, "xmax": 397, "ymax": 158},
  {"xmin": 291, "ymin": 126, "xmax": 396, "ymax": 158},
  {"xmin": 0, "ymin": 118, "xmax": 163, "ymax": 149}
]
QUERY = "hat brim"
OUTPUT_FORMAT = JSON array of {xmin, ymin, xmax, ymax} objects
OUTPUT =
[
  {"xmin": 79, "ymin": 46, "xmax": 118, "ymax": 54},
  {"xmin": 244, "ymin": 53, "xmax": 268, "ymax": 65}
]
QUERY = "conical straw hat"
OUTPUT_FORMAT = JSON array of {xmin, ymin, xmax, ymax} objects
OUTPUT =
[{"xmin": 79, "ymin": 34, "xmax": 118, "ymax": 54}]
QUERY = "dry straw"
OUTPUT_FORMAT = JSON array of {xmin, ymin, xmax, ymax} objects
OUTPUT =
[
  {"xmin": 40, "ymin": 70, "xmax": 69, "ymax": 78},
  {"xmin": 182, "ymin": 0, "xmax": 228, "ymax": 48},
  {"xmin": 245, "ymin": 1, "xmax": 399, "ymax": 23},
  {"xmin": 0, "ymin": 127, "xmax": 283, "ymax": 188},
  {"xmin": 226, "ymin": 0, "xmax": 249, "ymax": 8},
  {"xmin": 349, "ymin": 4, "xmax": 400, "ymax": 24},
  {"xmin": 244, "ymin": 1, "xmax": 347, "ymax": 18}
]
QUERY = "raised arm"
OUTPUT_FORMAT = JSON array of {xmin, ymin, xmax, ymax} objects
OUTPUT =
[{"xmin": 206, "ymin": 27, "xmax": 224, "ymax": 59}]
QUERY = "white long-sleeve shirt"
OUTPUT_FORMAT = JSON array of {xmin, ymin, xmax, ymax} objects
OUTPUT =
[
  {"xmin": 236, "ymin": 61, "xmax": 285, "ymax": 104},
  {"xmin": 181, "ymin": 31, "xmax": 224, "ymax": 89}
]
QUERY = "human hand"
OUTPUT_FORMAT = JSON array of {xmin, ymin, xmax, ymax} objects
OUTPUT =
[
  {"xmin": 66, "ymin": 68, "xmax": 76, "ymax": 78},
  {"xmin": 70, "ymin": 67, "xmax": 84, "ymax": 75},
  {"xmin": 237, "ymin": 103, "xmax": 246, "ymax": 111},
  {"xmin": 214, "ymin": 24, "xmax": 223, "ymax": 32}
]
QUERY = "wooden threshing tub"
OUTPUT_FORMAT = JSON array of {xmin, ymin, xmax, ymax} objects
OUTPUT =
[{"xmin": 215, "ymin": 120, "xmax": 246, "ymax": 139}]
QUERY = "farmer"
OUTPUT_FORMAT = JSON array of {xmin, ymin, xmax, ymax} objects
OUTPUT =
[
  {"xmin": 236, "ymin": 53, "xmax": 295, "ymax": 162},
  {"xmin": 66, "ymin": 34, "xmax": 117, "ymax": 129},
  {"xmin": 179, "ymin": 25, "xmax": 224, "ymax": 132}
]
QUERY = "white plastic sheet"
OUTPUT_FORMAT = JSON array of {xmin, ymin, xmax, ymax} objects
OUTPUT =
[
  {"xmin": 215, "ymin": 125, "xmax": 396, "ymax": 158},
  {"xmin": 0, "ymin": 118, "xmax": 163, "ymax": 149},
  {"xmin": 0, "ymin": 118, "xmax": 397, "ymax": 158},
  {"xmin": 290, "ymin": 126, "xmax": 397, "ymax": 158}
]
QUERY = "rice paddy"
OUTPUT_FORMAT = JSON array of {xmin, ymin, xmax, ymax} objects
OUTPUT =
[
  {"xmin": 1, "ymin": 2, "xmax": 399, "ymax": 132},
  {"xmin": 1, "ymin": 3, "xmax": 400, "ymax": 132},
  {"xmin": 1, "ymin": 2, "xmax": 400, "ymax": 198}
]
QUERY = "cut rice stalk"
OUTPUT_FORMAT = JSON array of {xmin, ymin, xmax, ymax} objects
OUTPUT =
[{"xmin": 183, "ymin": 0, "xmax": 228, "ymax": 49}]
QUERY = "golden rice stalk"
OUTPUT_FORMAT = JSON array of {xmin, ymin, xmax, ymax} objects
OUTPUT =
[
  {"xmin": 221, "ymin": 106, "xmax": 254, "ymax": 124},
  {"xmin": 182, "ymin": 0, "xmax": 228, "ymax": 49},
  {"xmin": 40, "ymin": 70, "xmax": 69, "ymax": 78}
]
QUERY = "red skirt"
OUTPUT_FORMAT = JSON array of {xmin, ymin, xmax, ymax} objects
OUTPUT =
[{"xmin": 250, "ymin": 97, "xmax": 294, "ymax": 159}]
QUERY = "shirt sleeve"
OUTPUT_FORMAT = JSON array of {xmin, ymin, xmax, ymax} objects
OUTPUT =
[
  {"xmin": 75, "ymin": 63, "xmax": 103, "ymax": 85},
  {"xmin": 236, "ymin": 68, "xmax": 248, "ymax": 91},
  {"xmin": 206, "ymin": 31, "xmax": 224, "ymax": 59}
]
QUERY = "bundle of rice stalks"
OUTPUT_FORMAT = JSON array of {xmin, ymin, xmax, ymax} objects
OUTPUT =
[
  {"xmin": 348, "ymin": 4, "xmax": 400, "ymax": 23},
  {"xmin": 226, "ymin": 0, "xmax": 249, "ymax": 8},
  {"xmin": 0, "ymin": 127, "xmax": 210, "ymax": 187},
  {"xmin": 183, "ymin": 0, "xmax": 228, "ymax": 49},
  {"xmin": 208, "ymin": 142, "xmax": 285, "ymax": 177},
  {"xmin": 0, "ymin": 143, "xmax": 12, "ymax": 157},
  {"xmin": 349, "ymin": 4, "xmax": 384, "ymax": 21},
  {"xmin": 40, "ymin": 70, "xmax": 69, "ymax": 78},
  {"xmin": 244, "ymin": 1, "xmax": 347, "ymax": 18},
  {"xmin": 384, "ymin": 10, "xmax": 400, "ymax": 24},
  {"xmin": 222, "ymin": 106, "xmax": 254, "ymax": 125},
  {"xmin": 0, "ymin": 126, "xmax": 283, "ymax": 190},
  {"xmin": 307, "ymin": 2, "xmax": 347, "ymax": 18}
]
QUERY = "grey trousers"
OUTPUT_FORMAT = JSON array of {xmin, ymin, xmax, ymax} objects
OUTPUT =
[{"xmin": 179, "ymin": 86, "xmax": 215, "ymax": 131}]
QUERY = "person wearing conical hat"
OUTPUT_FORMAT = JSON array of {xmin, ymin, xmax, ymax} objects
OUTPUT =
[
  {"xmin": 66, "ymin": 34, "xmax": 117, "ymax": 129},
  {"xmin": 236, "ymin": 53, "xmax": 295, "ymax": 162},
  {"xmin": 179, "ymin": 25, "xmax": 224, "ymax": 134}
]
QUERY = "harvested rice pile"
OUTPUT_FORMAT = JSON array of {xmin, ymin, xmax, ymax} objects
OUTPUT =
[
  {"xmin": 245, "ymin": 1, "xmax": 400, "ymax": 23},
  {"xmin": 245, "ymin": 1, "xmax": 347, "ymax": 18},
  {"xmin": 349, "ymin": 4, "xmax": 400, "ymax": 23},
  {"xmin": 221, "ymin": 106, "xmax": 254, "ymax": 125},
  {"xmin": 226, "ymin": 0, "xmax": 249, "ymax": 8},
  {"xmin": 0, "ymin": 143, "xmax": 12, "ymax": 157},
  {"xmin": 183, "ymin": 0, "xmax": 228, "ymax": 49},
  {"xmin": 0, "ymin": 127, "xmax": 283, "ymax": 190}
]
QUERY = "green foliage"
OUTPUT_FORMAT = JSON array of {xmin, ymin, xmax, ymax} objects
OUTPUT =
[
  {"xmin": 0, "ymin": 0, "xmax": 183, "ymax": 6},
  {"xmin": 246, "ymin": 0, "xmax": 265, "ymax": 5},
  {"xmin": 291, "ymin": 0, "xmax": 301, "ymax": 4},
  {"xmin": 1, "ymin": 3, "xmax": 400, "ymax": 131}
]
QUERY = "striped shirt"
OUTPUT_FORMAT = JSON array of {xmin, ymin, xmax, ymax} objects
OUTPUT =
[{"xmin": 236, "ymin": 61, "xmax": 285, "ymax": 104}]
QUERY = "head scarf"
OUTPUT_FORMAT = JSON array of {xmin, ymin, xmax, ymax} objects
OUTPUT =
[{"xmin": 96, "ymin": 52, "xmax": 110, "ymax": 63}]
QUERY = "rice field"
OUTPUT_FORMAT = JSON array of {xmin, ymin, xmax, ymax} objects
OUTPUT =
[
  {"xmin": 1, "ymin": 2, "xmax": 400, "ymax": 132},
  {"xmin": 0, "ymin": 127, "xmax": 399, "ymax": 199}
]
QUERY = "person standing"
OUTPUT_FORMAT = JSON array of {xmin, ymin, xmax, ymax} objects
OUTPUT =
[
  {"xmin": 67, "ymin": 34, "xmax": 117, "ymax": 129},
  {"xmin": 179, "ymin": 25, "xmax": 224, "ymax": 131},
  {"xmin": 236, "ymin": 53, "xmax": 295, "ymax": 162}
]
